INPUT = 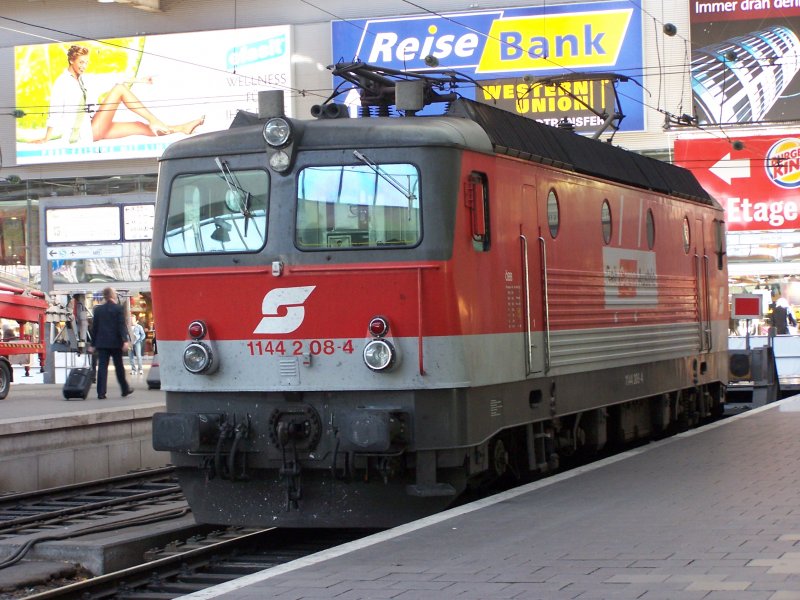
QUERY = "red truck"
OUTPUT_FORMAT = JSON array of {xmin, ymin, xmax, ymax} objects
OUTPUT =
[{"xmin": 0, "ymin": 285, "xmax": 47, "ymax": 399}]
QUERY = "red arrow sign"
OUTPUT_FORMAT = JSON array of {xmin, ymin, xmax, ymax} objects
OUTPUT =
[{"xmin": 674, "ymin": 135, "xmax": 800, "ymax": 232}]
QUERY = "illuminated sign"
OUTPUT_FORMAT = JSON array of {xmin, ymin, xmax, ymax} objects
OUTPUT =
[
  {"xmin": 689, "ymin": 5, "xmax": 800, "ymax": 124},
  {"xmin": 675, "ymin": 135, "xmax": 800, "ymax": 232},
  {"xmin": 765, "ymin": 138, "xmax": 800, "ymax": 189},
  {"xmin": 46, "ymin": 244, "xmax": 123, "ymax": 260},
  {"xmin": 732, "ymin": 294, "xmax": 762, "ymax": 319},
  {"xmin": 15, "ymin": 26, "xmax": 293, "ymax": 165},
  {"xmin": 477, "ymin": 76, "xmax": 616, "ymax": 133},
  {"xmin": 356, "ymin": 12, "xmax": 498, "ymax": 69},
  {"xmin": 333, "ymin": 1, "xmax": 644, "ymax": 131},
  {"xmin": 478, "ymin": 9, "xmax": 632, "ymax": 73},
  {"xmin": 123, "ymin": 204, "xmax": 155, "ymax": 240},
  {"xmin": 46, "ymin": 206, "xmax": 121, "ymax": 243}
]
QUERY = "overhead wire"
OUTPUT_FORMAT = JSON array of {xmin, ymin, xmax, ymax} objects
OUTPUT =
[
  {"xmin": 0, "ymin": 13, "xmax": 328, "ymax": 118},
  {"xmin": 13, "ymin": 92, "xmax": 276, "ymax": 117},
  {"xmin": 653, "ymin": 17, "xmax": 664, "ymax": 117},
  {"xmin": 298, "ymin": 0, "xmax": 369, "ymax": 36},
  {"xmin": 1, "ymin": 16, "xmax": 238, "ymax": 78},
  {"xmin": 623, "ymin": 0, "xmax": 800, "ymax": 136},
  {"xmin": 3, "ymin": 0, "xmax": 794, "ymax": 159},
  {"xmin": 2, "ymin": 56, "xmax": 722, "ymax": 109},
  {"xmin": 390, "ymin": 0, "xmax": 756, "ymax": 149}
]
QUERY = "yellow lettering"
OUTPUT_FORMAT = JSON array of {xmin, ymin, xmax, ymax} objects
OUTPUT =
[
  {"xmin": 477, "ymin": 10, "xmax": 633, "ymax": 73},
  {"xmin": 482, "ymin": 85, "xmax": 502, "ymax": 101}
]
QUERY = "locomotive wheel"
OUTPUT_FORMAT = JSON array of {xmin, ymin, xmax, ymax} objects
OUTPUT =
[
  {"xmin": 0, "ymin": 362, "xmax": 10, "ymax": 400},
  {"xmin": 709, "ymin": 385, "xmax": 725, "ymax": 419},
  {"xmin": 489, "ymin": 436, "xmax": 510, "ymax": 479}
]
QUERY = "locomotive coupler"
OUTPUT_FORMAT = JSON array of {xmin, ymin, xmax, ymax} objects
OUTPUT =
[
  {"xmin": 279, "ymin": 436, "xmax": 302, "ymax": 510},
  {"xmin": 269, "ymin": 406, "xmax": 322, "ymax": 452},
  {"xmin": 276, "ymin": 419, "xmax": 310, "ymax": 446},
  {"xmin": 268, "ymin": 406, "xmax": 324, "ymax": 510}
]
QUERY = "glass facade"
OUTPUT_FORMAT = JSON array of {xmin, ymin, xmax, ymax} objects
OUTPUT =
[{"xmin": 0, "ymin": 174, "xmax": 156, "ymax": 289}]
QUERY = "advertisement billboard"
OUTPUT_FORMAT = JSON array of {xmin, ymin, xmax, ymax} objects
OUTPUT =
[
  {"xmin": 14, "ymin": 26, "xmax": 292, "ymax": 165},
  {"xmin": 332, "ymin": 1, "xmax": 645, "ymax": 132},
  {"xmin": 690, "ymin": 3, "xmax": 800, "ymax": 124},
  {"xmin": 674, "ymin": 135, "xmax": 800, "ymax": 232}
]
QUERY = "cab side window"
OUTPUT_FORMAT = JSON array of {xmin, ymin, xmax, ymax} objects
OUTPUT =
[{"xmin": 466, "ymin": 171, "xmax": 490, "ymax": 252}]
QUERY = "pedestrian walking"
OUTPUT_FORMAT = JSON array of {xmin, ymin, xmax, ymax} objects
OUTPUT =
[
  {"xmin": 129, "ymin": 317, "xmax": 146, "ymax": 374},
  {"xmin": 89, "ymin": 287, "xmax": 132, "ymax": 399}
]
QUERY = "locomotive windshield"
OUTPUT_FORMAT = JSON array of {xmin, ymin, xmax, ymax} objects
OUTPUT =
[
  {"xmin": 164, "ymin": 168, "xmax": 268, "ymax": 254},
  {"xmin": 296, "ymin": 162, "xmax": 420, "ymax": 249}
]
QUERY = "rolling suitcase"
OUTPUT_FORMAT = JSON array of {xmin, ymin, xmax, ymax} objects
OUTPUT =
[
  {"xmin": 146, "ymin": 355, "xmax": 161, "ymax": 390},
  {"xmin": 63, "ymin": 367, "xmax": 93, "ymax": 400}
]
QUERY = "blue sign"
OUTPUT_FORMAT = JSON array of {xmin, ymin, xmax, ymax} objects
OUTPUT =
[{"xmin": 332, "ymin": 1, "xmax": 644, "ymax": 131}]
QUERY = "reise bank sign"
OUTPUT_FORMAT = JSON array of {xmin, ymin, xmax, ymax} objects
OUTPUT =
[
  {"xmin": 332, "ymin": 1, "xmax": 645, "ymax": 132},
  {"xmin": 14, "ymin": 26, "xmax": 292, "ymax": 165}
]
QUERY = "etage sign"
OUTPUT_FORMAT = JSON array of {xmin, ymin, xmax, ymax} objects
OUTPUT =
[{"xmin": 674, "ymin": 135, "xmax": 800, "ymax": 232}]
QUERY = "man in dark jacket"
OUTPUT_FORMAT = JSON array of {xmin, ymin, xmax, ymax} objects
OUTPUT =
[
  {"xmin": 89, "ymin": 287, "xmax": 132, "ymax": 399},
  {"xmin": 771, "ymin": 298, "xmax": 797, "ymax": 335}
]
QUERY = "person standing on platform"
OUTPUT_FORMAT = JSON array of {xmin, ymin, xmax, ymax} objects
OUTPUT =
[
  {"xmin": 129, "ymin": 317, "xmax": 146, "ymax": 375},
  {"xmin": 771, "ymin": 298, "xmax": 797, "ymax": 335},
  {"xmin": 89, "ymin": 287, "xmax": 133, "ymax": 399}
]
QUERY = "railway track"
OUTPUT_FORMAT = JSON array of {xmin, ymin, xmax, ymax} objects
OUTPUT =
[
  {"xmin": 21, "ymin": 527, "xmax": 374, "ymax": 600},
  {"xmin": 0, "ymin": 469, "xmax": 374, "ymax": 599},
  {"xmin": 0, "ymin": 466, "xmax": 193, "ymax": 581},
  {"xmin": 0, "ymin": 467, "xmax": 182, "ymax": 537},
  {"xmin": 1, "ymin": 415, "xmax": 732, "ymax": 598}
]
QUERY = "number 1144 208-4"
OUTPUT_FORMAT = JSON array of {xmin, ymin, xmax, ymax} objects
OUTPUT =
[{"xmin": 247, "ymin": 339, "xmax": 354, "ymax": 356}]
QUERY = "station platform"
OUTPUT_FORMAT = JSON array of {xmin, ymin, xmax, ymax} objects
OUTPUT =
[
  {"xmin": 184, "ymin": 396, "xmax": 800, "ymax": 600},
  {"xmin": 0, "ymin": 365, "xmax": 167, "ymax": 493}
]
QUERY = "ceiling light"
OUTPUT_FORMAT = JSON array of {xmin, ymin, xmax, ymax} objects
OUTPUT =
[{"xmin": 96, "ymin": 0, "xmax": 161, "ymax": 11}]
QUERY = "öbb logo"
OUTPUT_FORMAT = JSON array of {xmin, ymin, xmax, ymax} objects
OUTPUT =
[
  {"xmin": 254, "ymin": 286, "xmax": 315, "ymax": 335},
  {"xmin": 765, "ymin": 138, "xmax": 800, "ymax": 189}
]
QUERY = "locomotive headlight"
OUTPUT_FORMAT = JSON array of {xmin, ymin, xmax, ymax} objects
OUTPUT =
[
  {"xmin": 263, "ymin": 117, "xmax": 292, "ymax": 147},
  {"xmin": 183, "ymin": 341, "xmax": 214, "ymax": 374},
  {"xmin": 363, "ymin": 339, "xmax": 396, "ymax": 372},
  {"xmin": 269, "ymin": 150, "xmax": 291, "ymax": 172}
]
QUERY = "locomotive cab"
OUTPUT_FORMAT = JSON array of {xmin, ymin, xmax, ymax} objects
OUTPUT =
[{"xmin": 152, "ymin": 93, "xmax": 503, "ymax": 525}]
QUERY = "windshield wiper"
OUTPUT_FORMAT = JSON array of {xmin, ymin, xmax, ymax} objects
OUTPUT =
[
  {"xmin": 353, "ymin": 150, "xmax": 416, "ymax": 205},
  {"xmin": 215, "ymin": 157, "xmax": 253, "ymax": 235}
]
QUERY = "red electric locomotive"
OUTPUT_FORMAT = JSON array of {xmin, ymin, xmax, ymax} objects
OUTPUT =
[{"xmin": 151, "ymin": 64, "xmax": 728, "ymax": 528}]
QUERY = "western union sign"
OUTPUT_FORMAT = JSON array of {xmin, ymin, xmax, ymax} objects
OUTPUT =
[
  {"xmin": 481, "ymin": 79, "xmax": 610, "ymax": 113},
  {"xmin": 478, "ymin": 78, "xmax": 614, "ymax": 132}
]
